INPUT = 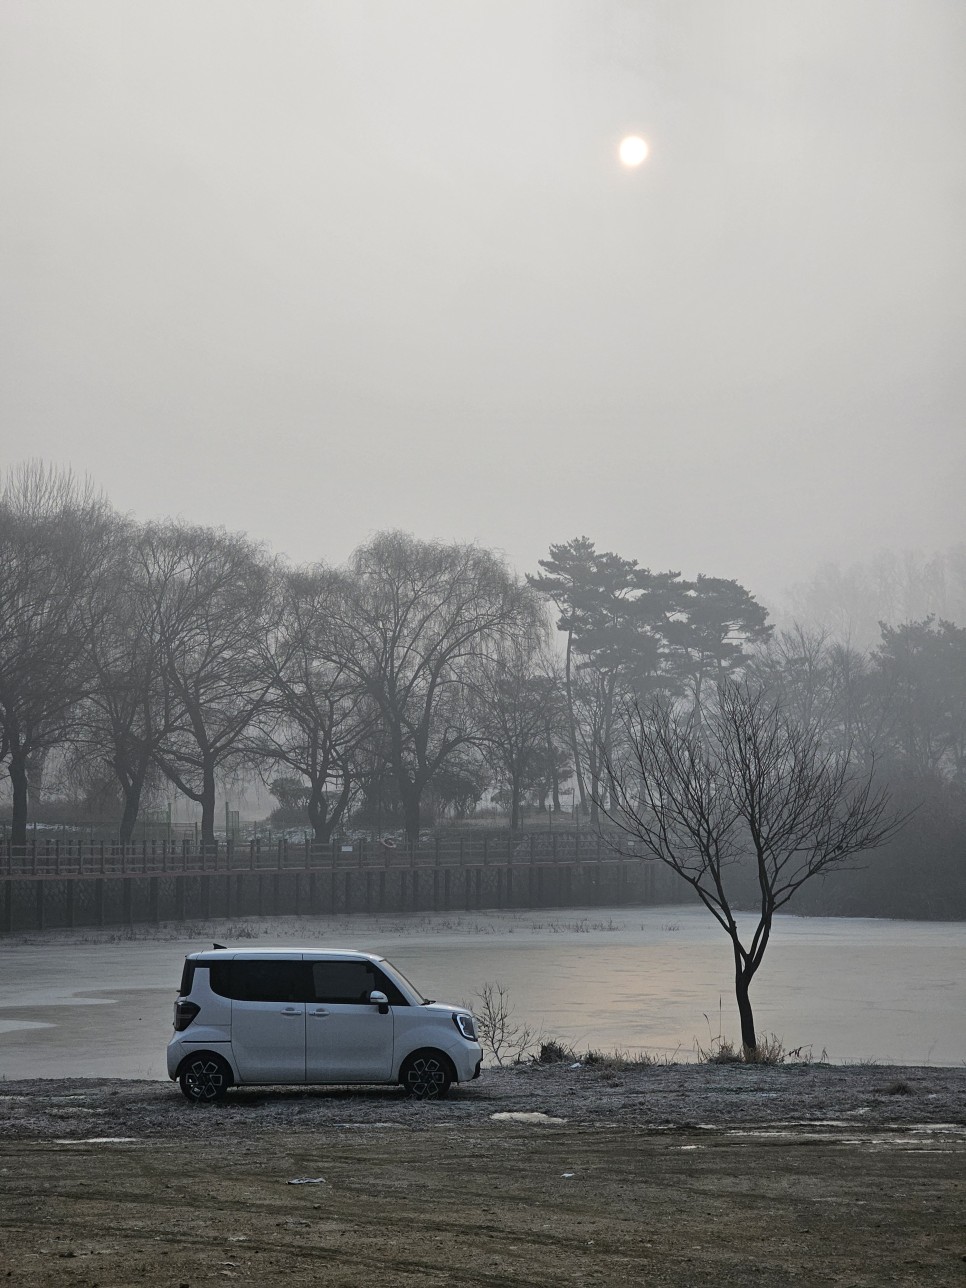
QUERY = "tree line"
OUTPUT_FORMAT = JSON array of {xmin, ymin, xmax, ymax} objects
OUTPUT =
[{"xmin": 1, "ymin": 465, "xmax": 964, "ymax": 918}]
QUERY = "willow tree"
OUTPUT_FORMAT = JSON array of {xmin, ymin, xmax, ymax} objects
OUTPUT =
[
  {"xmin": 334, "ymin": 532, "xmax": 533, "ymax": 847},
  {"xmin": 605, "ymin": 682, "xmax": 904, "ymax": 1052},
  {"xmin": 77, "ymin": 519, "xmax": 175, "ymax": 844}
]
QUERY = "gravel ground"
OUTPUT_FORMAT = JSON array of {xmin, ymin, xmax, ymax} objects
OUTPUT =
[
  {"xmin": 3, "ymin": 1064, "xmax": 965, "ymax": 1286},
  {"xmin": 2, "ymin": 1060, "xmax": 964, "ymax": 1139}
]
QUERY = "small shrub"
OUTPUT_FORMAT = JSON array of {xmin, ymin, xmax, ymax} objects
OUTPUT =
[
  {"xmin": 472, "ymin": 982, "xmax": 537, "ymax": 1066},
  {"xmin": 878, "ymin": 1079, "xmax": 914, "ymax": 1096},
  {"xmin": 581, "ymin": 1048, "xmax": 610, "ymax": 1067},
  {"xmin": 535, "ymin": 1038, "xmax": 576, "ymax": 1065}
]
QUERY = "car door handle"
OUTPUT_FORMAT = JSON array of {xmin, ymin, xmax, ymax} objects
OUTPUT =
[
  {"xmin": 309, "ymin": 1008, "xmax": 329, "ymax": 1018},
  {"xmin": 280, "ymin": 1007, "xmax": 302, "ymax": 1016}
]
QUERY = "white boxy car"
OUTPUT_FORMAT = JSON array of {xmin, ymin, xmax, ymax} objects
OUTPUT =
[{"xmin": 167, "ymin": 947, "xmax": 483, "ymax": 1102}]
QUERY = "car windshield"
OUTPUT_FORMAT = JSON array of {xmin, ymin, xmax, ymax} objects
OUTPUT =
[{"xmin": 382, "ymin": 958, "xmax": 433, "ymax": 1004}]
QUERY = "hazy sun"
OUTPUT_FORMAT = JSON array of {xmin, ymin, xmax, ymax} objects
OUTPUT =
[{"xmin": 619, "ymin": 135, "xmax": 649, "ymax": 168}]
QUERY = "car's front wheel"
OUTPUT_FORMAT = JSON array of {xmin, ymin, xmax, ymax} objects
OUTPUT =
[
  {"xmin": 178, "ymin": 1052, "xmax": 233, "ymax": 1103},
  {"xmin": 399, "ymin": 1049, "xmax": 454, "ymax": 1100}
]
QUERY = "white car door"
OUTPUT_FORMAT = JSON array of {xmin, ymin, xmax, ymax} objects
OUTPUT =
[
  {"xmin": 225, "ymin": 955, "xmax": 307, "ymax": 1083},
  {"xmin": 305, "ymin": 959, "xmax": 394, "ymax": 1083}
]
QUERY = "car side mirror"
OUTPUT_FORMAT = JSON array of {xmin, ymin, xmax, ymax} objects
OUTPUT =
[{"xmin": 369, "ymin": 990, "xmax": 390, "ymax": 1015}]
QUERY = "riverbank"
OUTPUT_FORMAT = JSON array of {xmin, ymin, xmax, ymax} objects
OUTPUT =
[{"xmin": 2, "ymin": 1065, "xmax": 964, "ymax": 1285}]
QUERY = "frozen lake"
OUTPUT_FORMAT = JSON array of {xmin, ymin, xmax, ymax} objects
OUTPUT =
[{"xmin": 0, "ymin": 905, "xmax": 964, "ymax": 1079}]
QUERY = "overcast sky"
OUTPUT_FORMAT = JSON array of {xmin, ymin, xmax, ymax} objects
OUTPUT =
[{"xmin": 3, "ymin": 1, "xmax": 963, "ymax": 605}]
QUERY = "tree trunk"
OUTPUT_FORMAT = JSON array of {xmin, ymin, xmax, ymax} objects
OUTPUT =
[
  {"xmin": 324, "ymin": 779, "xmax": 353, "ymax": 844},
  {"xmin": 8, "ymin": 749, "xmax": 29, "ymax": 849},
  {"xmin": 692, "ymin": 664, "xmax": 704, "ymax": 725},
  {"xmin": 26, "ymin": 751, "xmax": 47, "ymax": 808},
  {"xmin": 549, "ymin": 750, "xmax": 562, "ymax": 813},
  {"xmin": 510, "ymin": 776, "xmax": 521, "ymax": 831},
  {"xmin": 118, "ymin": 779, "xmax": 143, "ymax": 846},
  {"xmin": 199, "ymin": 760, "xmax": 217, "ymax": 849},
  {"xmin": 401, "ymin": 785, "xmax": 422, "ymax": 852},
  {"xmin": 308, "ymin": 777, "xmax": 354, "ymax": 846},
  {"xmin": 734, "ymin": 951, "xmax": 757, "ymax": 1052},
  {"xmin": 564, "ymin": 630, "xmax": 588, "ymax": 810},
  {"xmin": 307, "ymin": 781, "xmax": 329, "ymax": 843}
]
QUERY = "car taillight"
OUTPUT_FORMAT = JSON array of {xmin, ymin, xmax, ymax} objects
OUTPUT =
[{"xmin": 174, "ymin": 999, "xmax": 201, "ymax": 1032}]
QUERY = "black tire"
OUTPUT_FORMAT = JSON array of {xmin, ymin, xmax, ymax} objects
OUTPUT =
[
  {"xmin": 178, "ymin": 1052, "xmax": 233, "ymax": 1103},
  {"xmin": 399, "ymin": 1049, "xmax": 454, "ymax": 1100}
]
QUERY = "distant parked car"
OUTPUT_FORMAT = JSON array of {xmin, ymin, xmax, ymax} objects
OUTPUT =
[{"xmin": 167, "ymin": 947, "xmax": 482, "ymax": 1102}]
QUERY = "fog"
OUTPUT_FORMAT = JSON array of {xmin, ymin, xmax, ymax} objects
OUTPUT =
[{"xmin": 2, "ymin": 1, "xmax": 963, "ymax": 602}]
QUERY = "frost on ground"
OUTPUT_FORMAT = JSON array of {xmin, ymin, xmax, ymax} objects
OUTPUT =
[
  {"xmin": 3, "ymin": 1064, "xmax": 965, "ymax": 1287},
  {"xmin": 1, "ymin": 1062, "xmax": 964, "ymax": 1141}
]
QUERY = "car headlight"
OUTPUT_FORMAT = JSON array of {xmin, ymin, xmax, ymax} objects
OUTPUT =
[{"xmin": 453, "ymin": 1013, "xmax": 477, "ymax": 1041}]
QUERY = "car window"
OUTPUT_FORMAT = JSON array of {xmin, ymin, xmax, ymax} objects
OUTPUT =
[
  {"xmin": 210, "ymin": 960, "xmax": 310, "ymax": 1002},
  {"xmin": 370, "ymin": 964, "xmax": 409, "ymax": 1007},
  {"xmin": 311, "ymin": 960, "xmax": 374, "ymax": 1004},
  {"xmin": 310, "ymin": 960, "xmax": 409, "ymax": 1006}
]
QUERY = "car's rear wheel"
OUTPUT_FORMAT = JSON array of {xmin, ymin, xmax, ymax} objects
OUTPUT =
[
  {"xmin": 399, "ymin": 1049, "xmax": 453, "ymax": 1100},
  {"xmin": 178, "ymin": 1052, "xmax": 232, "ymax": 1102}
]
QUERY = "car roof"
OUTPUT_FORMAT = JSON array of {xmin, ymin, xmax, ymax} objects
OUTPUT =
[{"xmin": 187, "ymin": 947, "xmax": 385, "ymax": 963}]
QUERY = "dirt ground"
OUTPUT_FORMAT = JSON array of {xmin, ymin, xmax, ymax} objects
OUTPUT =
[{"xmin": 1, "ymin": 1064, "xmax": 964, "ymax": 1286}]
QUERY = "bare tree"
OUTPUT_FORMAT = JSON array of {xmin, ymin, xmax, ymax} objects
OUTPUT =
[
  {"xmin": 473, "ymin": 631, "xmax": 556, "ymax": 829},
  {"xmin": 0, "ymin": 464, "xmax": 114, "ymax": 845},
  {"xmin": 334, "ymin": 532, "xmax": 533, "ymax": 847},
  {"xmin": 142, "ymin": 522, "xmax": 276, "ymax": 847},
  {"xmin": 75, "ymin": 519, "xmax": 174, "ymax": 842},
  {"xmin": 604, "ymin": 682, "xmax": 905, "ymax": 1052},
  {"xmin": 253, "ymin": 566, "xmax": 373, "ymax": 843},
  {"xmin": 748, "ymin": 624, "xmax": 838, "ymax": 732}
]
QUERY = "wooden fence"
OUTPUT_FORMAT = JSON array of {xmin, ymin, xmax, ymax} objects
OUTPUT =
[{"xmin": 0, "ymin": 833, "xmax": 669, "ymax": 932}]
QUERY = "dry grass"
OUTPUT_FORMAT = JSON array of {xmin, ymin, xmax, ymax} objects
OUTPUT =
[
  {"xmin": 580, "ymin": 1047, "xmax": 671, "ymax": 1071},
  {"xmin": 695, "ymin": 1031, "xmax": 817, "ymax": 1066}
]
